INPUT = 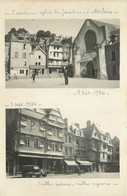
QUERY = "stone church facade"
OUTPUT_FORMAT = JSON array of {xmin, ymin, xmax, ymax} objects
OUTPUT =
[{"xmin": 73, "ymin": 19, "xmax": 120, "ymax": 80}]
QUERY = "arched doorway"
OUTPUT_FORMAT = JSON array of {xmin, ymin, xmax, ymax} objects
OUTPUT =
[{"xmin": 87, "ymin": 61, "xmax": 97, "ymax": 78}]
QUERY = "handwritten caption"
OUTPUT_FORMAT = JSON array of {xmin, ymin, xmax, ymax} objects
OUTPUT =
[
  {"xmin": 5, "ymin": 8, "xmax": 118, "ymax": 17},
  {"xmin": 38, "ymin": 180, "xmax": 118, "ymax": 188},
  {"xmin": 6, "ymin": 101, "xmax": 40, "ymax": 108},
  {"xmin": 74, "ymin": 90, "xmax": 109, "ymax": 96},
  {"xmin": 5, "ymin": 90, "xmax": 109, "ymax": 107}
]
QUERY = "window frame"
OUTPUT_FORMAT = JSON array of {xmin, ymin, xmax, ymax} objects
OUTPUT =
[{"xmin": 15, "ymin": 52, "xmax": 18, "ymax": 58}]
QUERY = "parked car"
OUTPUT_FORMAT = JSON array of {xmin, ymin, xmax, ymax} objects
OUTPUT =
[{"xmin": 22, "ymin": 165, "xmax": 47, "ymax": 178}]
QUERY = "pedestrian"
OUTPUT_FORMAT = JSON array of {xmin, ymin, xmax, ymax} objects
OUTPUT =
[
  {"xmin": 32, "ymin": 70, "xmax": 36, "ymax": 82},
  {"xmin": 63, "ymin": 67, "xmax": 68, "ymax": 85}
]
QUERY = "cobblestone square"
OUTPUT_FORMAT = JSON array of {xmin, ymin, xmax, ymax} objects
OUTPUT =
[{"xmin": 6, "ymin": 78, "xmax": 120, "ymax": 88}]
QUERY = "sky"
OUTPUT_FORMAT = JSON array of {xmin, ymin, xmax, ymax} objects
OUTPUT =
[
  {"xmin": 59, "ymin": 106, "xmax": 122, "ymax": 139},
  {"xmin": 5, "ymin": 19, "xmax": 120, "ymax": 38}
]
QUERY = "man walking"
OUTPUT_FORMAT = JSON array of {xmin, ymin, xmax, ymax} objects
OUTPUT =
[
  {"xmin": 32, "ymin": 70, "xmax": 36, "ymax": 82},
  {"xmin": 63, "ymin": 67, "xmax": 68, "ymax": 85}
]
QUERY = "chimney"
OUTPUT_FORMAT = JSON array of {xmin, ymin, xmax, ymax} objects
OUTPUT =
[
  {"xmin": 64, "ymin": 118, "xmax": 68, "ymax": 131},
  {"xmin": 39, "ymin": 37, "xmax": 44, "ymax": 44},
  {"xmin": 10, "ymin": 33, "xmax": 15, "ymax": 41},
  {"xmin": 75, "ymin": 123, "xmax": 80, "ymax": 129},
  {"xmin": 87, "ymin": 120, "xmax": 91, "ymax": 128}
]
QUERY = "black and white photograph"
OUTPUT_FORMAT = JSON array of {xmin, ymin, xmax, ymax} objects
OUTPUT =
[
  {"xmin": 5, "ymin": 19, "xmax": 120, "ymax": 88},
  {"xmin": 6, "ymin": 108, "xmax": 120, "ymax": 178},
  {"xmin": 1, "ymin": 0, "xmax": 127, "ymax": 196}
]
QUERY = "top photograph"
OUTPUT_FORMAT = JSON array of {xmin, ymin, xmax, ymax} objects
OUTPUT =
[{"xmin": 5, "ymin": 19, "xmax": 120, "ymax": 88}]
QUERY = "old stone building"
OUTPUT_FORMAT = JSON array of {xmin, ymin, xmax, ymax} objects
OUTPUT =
[
  {"xmin": 83, "ymin": 121, "xmax": 113, "ymax": 172},
  {"xmin": 6, "ymin": 109, "xmax": 66, "ymax": 175},
  {"xmin": 29, "ymin": 45, "xmax": 47, "ymax": 76},
  {"xmin": 63, "ymin": 119, "xmax": 78, "ymax": 173},
  {"xmin": 112, "ymin": 136, "xmax": 120, "ymax": 172},
  {"xmin": 47, "ymin": 40, "xmax": 63, "ymax": 74},
  {"xmin": 72, "ymin": 19, "xmax": 120, "ymax": 80},
  {"xmin": 6, "ymin": 109, "xmax": 118, "ymax": 176},
  {"xmin": 9, "ymin": 35, "xmax": 31, "ymax": 77}
]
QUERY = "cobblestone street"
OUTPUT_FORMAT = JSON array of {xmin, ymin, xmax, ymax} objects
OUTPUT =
[{"xmin": 6, "ymin": 78, "xmax": 120, "ymax": 88}]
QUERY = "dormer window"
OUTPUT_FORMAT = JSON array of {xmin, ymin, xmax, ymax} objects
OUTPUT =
[
  {"xmin": 23, "ymin": 44, "xmax": 26, "ymax": 49},
  {"xmin": 110, "ymin": 35, "xmax": 116, "ymax": 44}
]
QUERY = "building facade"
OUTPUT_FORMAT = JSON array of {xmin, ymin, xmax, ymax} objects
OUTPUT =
[
  {"xmin": 62, "ymin": 43, "xmax": 70, "ymax": 67},
  {"xmin": 9, "ymin": 38, "xmax": 31, "ymax": 77},
  {"xmin": 72, "ymin": 19, "xmax": 120, "ymax": 80},
  {"xmin": 5, "ymin": 42, "xmax": 10, "ymax": 73},
  {"xmin": 105, "ymin": 29, "xmax": 120, "ymax": 80},
  {"xmin": 6, "ymin": 109, "xmax": 118, "ymax": 176},
  {"xmin": 83, "ymin": 121, "xmax": 113, "ymax": 172},
  {"xmin": 112, "ymin": 136, "xmax": 120, "ymax": 172},
  {"xmin": 63, "ymin": 119, "xmax": 78, "ymax": 173},
  {"xmin": 29, "ymin": 45, "xmax": 47, "ymax": 76},
  {"xmin": 47, "ymin": 40, "xmax": 63, "ymax": 73},
  {"xmin": 6, "ymin": 108, "xmax": 66, "ymax": 175},
  {"xmin": 5, "ymin": 32, "xmax": 74, "ymax": 78}
]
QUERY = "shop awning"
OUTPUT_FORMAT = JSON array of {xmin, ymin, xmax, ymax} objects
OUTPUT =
[
  {"xmin": 64, "ymin": 160, "xmax": 78, "ymax": 166},
  {"xmin": 77, "ymin": 160, "xmax": 92, "ymax": 166},
  {"xmin": 18, "ymin": 153, "xmax": 63, "ymax": 160}
]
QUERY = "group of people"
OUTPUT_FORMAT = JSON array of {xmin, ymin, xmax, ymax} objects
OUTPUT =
[{"xmin": 31, "ymin": 66, "xmax": 69, "ymax": 85}]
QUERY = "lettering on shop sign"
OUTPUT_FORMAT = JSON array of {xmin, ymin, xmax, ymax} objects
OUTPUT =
[{"xmin": 5, "ymin": 8, "xmax": 119, "ymax": 16}]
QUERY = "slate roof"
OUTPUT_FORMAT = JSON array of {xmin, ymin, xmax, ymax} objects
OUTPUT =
[
  {"xmin": 112, "ymin": 136, "xmax": 119, "ymax": 142},
  {"xmin": 83, "ymin": 123, "xmax": 101, "ymax": 140},
  {"xmin": 110, "ymin": 28, "xmax": 120, "ymax": 36},
  {"xmin": 49, "ymin": 40, "xmax": 63, "ymax": 46},
  {"xmin": 30, "ymin": 45, "xmax": 46, "ymax": 55},
  {"xmin": 91, "ymin": 19, "xmax": 119, "ymax": 32},
  {"xmin": 73, "ymin": 19, "xmax": 119, "ymax": 44}
]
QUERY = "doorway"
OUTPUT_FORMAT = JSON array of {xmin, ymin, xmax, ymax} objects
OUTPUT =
[
  {"xmin": 26, "ymin": 70, "xmax": 28, "ymax": 76},
  {"xmin": 87, "ymin": 61, "xmax": 96, "ymax": 78}
]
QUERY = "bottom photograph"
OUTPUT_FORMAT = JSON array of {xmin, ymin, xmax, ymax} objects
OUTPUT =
[{"xmin": 6, "ymin": 108, "xmax": 120, "ymax": 178}]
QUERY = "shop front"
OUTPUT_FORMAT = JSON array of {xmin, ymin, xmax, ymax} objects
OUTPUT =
[
  {"xmin": 18, "ymin": 152, "xmax": 64, "ymax": 174},
  {"xmin": 64, "ymin": 160, "xmax": 78, "ymax": 174},
  {"xmin": 76, "ymin": 160, "xmax": 92, "ymax": 173},
  {"xmin": 29, "ymin": 65, "xmax": 45, "ymax": 77}
]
